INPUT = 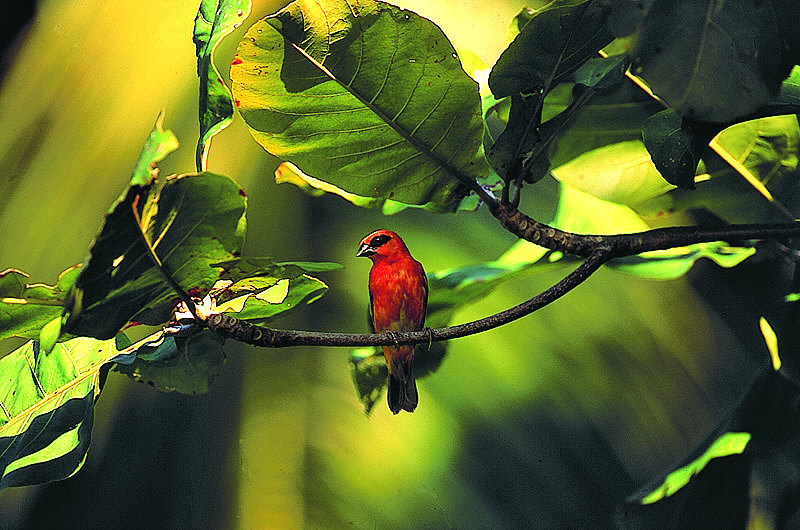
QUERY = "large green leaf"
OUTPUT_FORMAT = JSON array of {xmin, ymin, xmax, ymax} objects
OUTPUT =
[
  {"xmin": 63, "ymin": 172, "xmax": 247, "ymax": 339},
  {"xmin": 0, "ymin": 337, "xmax": 121, "ymax": 488},
  {"xmin": 631, "ymin": 0, "xmax": 793, "ymax": 122},
  {"xmin": 194, "ymin": 0, "xmax": 252, "ymax": 170},
  {"xmin": 488, "ymin": 1, "xmax": 614, "ymax": 99},
  {"xmin": 636, "ymin": 115, "xmax": 800, "ymax": 223},
  {"xmin": 0, "ymin": 266, "xmax": 80, "ymax": 341},
  {"xmin": 550, "ymin": 140, "xmax": 676, "ymax": 208},
  {"xmin": 230, "ymin": 0, "xmax": 489, "ymax": 212}
]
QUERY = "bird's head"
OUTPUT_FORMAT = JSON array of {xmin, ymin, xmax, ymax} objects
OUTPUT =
[{"xmin": 356, "ymin": 229, "xmax": 410, "ymax": 261}]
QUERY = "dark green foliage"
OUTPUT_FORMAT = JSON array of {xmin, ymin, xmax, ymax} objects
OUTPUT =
[
  {"xmin": 642, "ymin": 109, "xmax": 720, "ymax": 189},
  {"xmin": 618, "ymin": 368, "xmax": 800, "ymax": 528},
  {"xmin": 489, "ymin": 1, "xmax": 615, "ymax": 99}
]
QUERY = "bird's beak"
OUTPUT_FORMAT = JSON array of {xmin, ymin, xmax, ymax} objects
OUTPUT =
[{"xmin": 356, "ymin": 243, "xmax": 375, "ymax": 257}]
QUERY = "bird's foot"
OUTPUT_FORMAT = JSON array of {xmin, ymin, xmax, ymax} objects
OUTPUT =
[
  {"xmin": 386, "ymin": 330, "xmax": 401, "ymax": 348},
  {"xmin": 424, "ymin": 326, "xmax": 433, "ymax": 349}
]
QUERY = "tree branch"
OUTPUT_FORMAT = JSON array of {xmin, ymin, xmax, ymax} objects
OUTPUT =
[
  {"xmin": 202, "ymin": 249, "xmax": 611, "ymax": 348},
  {"xmin": 491, "ymin": 202, "xmax": 800, "ymax": 257}
]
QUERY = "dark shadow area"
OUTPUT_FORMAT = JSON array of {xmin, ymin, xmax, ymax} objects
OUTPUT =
[{"xmin": 460, "ymin": 404, "xmax": 636, "ymax": 528}]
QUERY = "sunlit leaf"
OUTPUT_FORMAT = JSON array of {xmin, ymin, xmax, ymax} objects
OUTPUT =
[
  {"xmin": 771, "ymin": 66, "xmax": 800, "ymax": 112},
  {"xmin": 211, "ymin": 257, "xmax": 336, "ymax": 321},
  {"xmin": 194, "ymin": 0, "xmax": 252, "ymax": 170},
  {"xmin": 0, "ymin": 266, "xmax": 79, "ymax": 342},
  {"xmin": 115, "ymin": 330, "xmax": 226, "ymax": 395},
  {"xmin": 610, "ymin": 243, "xmax": 755, "ymax": 280},
  {"xmin": 551, "ymin": 140, "xmax": 676, "ymax": 208},
  {"xmin": 275, "ymin": 161, "xmax": 381, "ymax": 208},
  {"xmin": 489, "ymin": 1, "xmax": 614, "ymax": 98},
  {"xmin": 0, "ymin": 337, "xmax": 123, "ymax": 488},
  {"xmin": 641, "ymin": 432, "xmax": 752, "ymax": 504},
  {"xmin": 759, "ymin": 316, "xmax": 781, "ymax": 371},
  {"xmin": 230, "ymin": 0, "xmax": 489, "ymax": 212},
  {"xmin": 553, "ymin": 178, "xmax": 651, "ymax": 235},
  {"xmin": 130, "ymin": 110, "xmax": 179, "ymax": 186},
  {"xmin": 631, "ymin": 0, "xmax": 793, "ymax": 121},
  {"xmin": 64, "ymin": 172, "xmax": 247, "ymax": 340}
]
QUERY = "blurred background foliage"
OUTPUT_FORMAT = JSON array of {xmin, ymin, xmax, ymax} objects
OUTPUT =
[{"xmin": 0, "ymin": 0, "xmax": 785, "ymax": 527}]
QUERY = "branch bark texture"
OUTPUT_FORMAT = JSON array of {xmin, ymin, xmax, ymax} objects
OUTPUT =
[{"xmin": 203, "ymin": 249, "xmax": 611, "ymax": 347}]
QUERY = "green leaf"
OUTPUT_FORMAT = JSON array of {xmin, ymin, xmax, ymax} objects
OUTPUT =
[
  {"xmin": 489, "ymin": 0, "xmax": 614, "ymax": 99},
  {"xmin": 115, "ymin": 330, "xmax": 226, "ymax": 395},
  {"xmin": 211, "ymin": 257, "xmax": 336, "ymax": 321},
  {"xmin": 212, "ymin": 257, "xmax": 340, "ymax": 282},
  {"xmin": 64, "ymin": 172, "xmax": 247, "ymax": 340},
  {"xmin": 349, "ymin": 348, "xmax": 389, "ymax": 415},
  {"xmin": 130, "ymin": 110, "xmax": 179, "ymax": 186},
  {"xmin": 572, "ymin": 53, "xmax": 630, "ymax": 91},
  {"xmin": 641, "ymin": 432, "xmax": 752, "ymax": 505},
  {"xmin": 637, "ymin": 115, "xmax": 800, "ymax": 223},
  {"xmin": 551, "ymin": 140, "xmax": 676, "ymax": 207},
  {"xmin": 772, "ymin": 66, "xmax": 800, "ymax": 112},
  {"xmin": 0, "ymin": 337, "xmax": 120, "ymax": 488},
  {"xmin": 609, "ymin": 243, "xmax": 755, "ymax": 280},
  {"xmin": 631, "ymin": 0, "xmax": 793, "ymax": 122},
  {"xmin": 618, "ymin": 368, "xmax": 800, "ymax": 527},
  {"xmin": 642, "ymin": 109, "xmax": 721, "ymax": 189},
  {"xmin": 275, "ymin": 161, "xmax": 382, "ymax": 208},
  {"xmin": 194, "ymin": 0, "xmax": 252, "ymax": 170},
  {"xmin": 0, "ymin": 266, "xmax": 79, "ymax": 342},
  {"xmin": 230, "ymin": 0, "xmax": 489, "ymax": 212},
  {"xmin": 488, "ymin": 94, "xmax": 547, "ymax": 183},
  {"xmin": 488, "ymin": 55, "xmax": 631, "ymax": 186}
]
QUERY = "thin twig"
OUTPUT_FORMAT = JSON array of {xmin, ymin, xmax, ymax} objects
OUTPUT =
[{"xmin": 202, "ymin": 249, "xmax": 611, "ymax": 348}]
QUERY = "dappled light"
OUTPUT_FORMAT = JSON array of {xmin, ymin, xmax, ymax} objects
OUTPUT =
[{"xmin": 2, "ymin": 0, "xmax": 800, "ymax": 528}]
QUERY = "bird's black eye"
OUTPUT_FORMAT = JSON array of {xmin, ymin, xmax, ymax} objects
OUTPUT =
[{"xmin": 370, "ymin": 234, "xmax": 391, "ymax": 247}]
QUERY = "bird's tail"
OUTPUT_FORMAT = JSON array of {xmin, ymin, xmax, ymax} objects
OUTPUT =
[{"xmin": 386, "ymin": 350, "xmax": 417, "ymax": 414}]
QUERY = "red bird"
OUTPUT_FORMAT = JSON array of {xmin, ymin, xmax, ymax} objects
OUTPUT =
[{"xmin": 357, "ymin": 230, "xmax": 427, "ymax": 414}]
